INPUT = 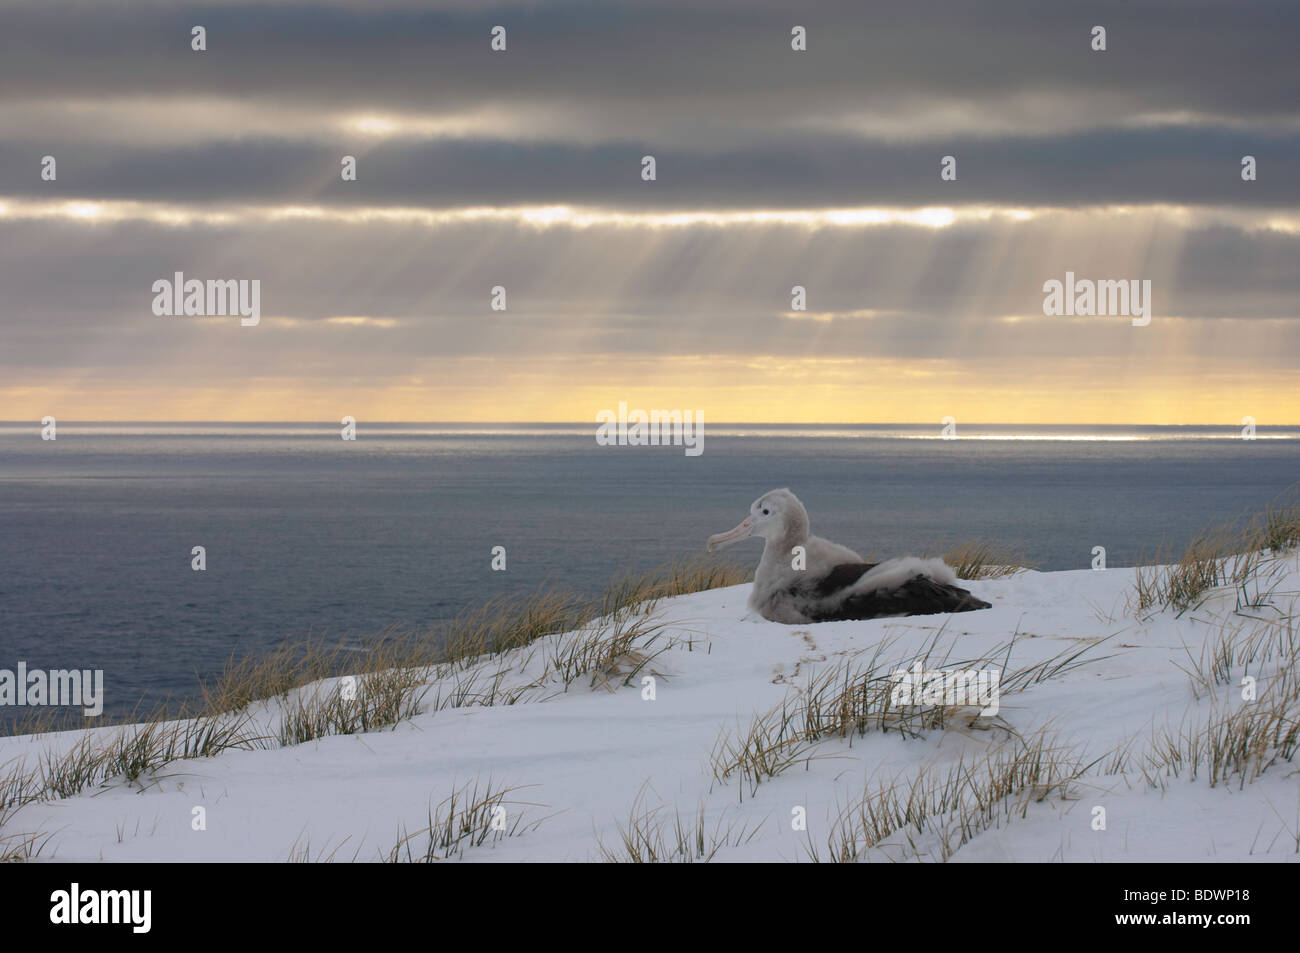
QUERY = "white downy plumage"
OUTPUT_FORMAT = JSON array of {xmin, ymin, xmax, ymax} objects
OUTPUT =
[{"xmin": 706, "ymin": 488, "xmax": 987, "ymax": 623}]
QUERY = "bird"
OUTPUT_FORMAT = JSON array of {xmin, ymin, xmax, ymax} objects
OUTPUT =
[{"xmin": 705, "ymin": 488, "xmax": 991, "ymax": 624}]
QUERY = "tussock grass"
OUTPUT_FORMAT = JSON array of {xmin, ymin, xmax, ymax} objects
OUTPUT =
[
  {"xmin": 0, "ymin": 759, "xmax": 45, "ymax": 859},
  {"xmin": 604, "ymin": 555, "xmax": 752, "ymax": 615},
  {"xmin": 37, "ymin": 712, "xmax": 269, "ymax": 800},
  {"xmin": 1255, "ymin": 488, "xmax": 1300, "ymax": 555},
  {"xmin": 198, "ymin": 638, "xmax": 352, "ymax": 715},
  {"xmin": 0, "ymin": 828, "xmax": 54, "ymax": 862},
  {"xmin": 1141, "ymin": 697, "xmax": 1300, "ymax": 791},
  {"xmin": 279, "ymin": 669, "xmax": 430, "ymax": 746},
  {"xmin": 809, "ymin": 730, "xmax": 1092, "ymax": 862},
  {"xmin": 596, "ymin": 788, "xmax": 766, "ymax": 862},
  {"xmin": 108, "ymin": 712, "xmax": 266, "ymax": 784},
  {"xmin": 942, "ymin": 541, "xmax": 1036, "ymax": 580},
  {"xmin": 709, "ymin": 633, "xmax": 966, "ymax": 796},
  {"xmin": 434, "ymin": 559, "xmax": 736, "ymax": 673},
  {"xmin": 1145, "ymin": 634, "xmax": 1300, "ymax": 790},
  {"xmin": 1133, "ymin": 493, "xmax": 1300, "ymax": 615},
  {"xmin": 0, "ymin": 706, "xmax": 94, "ymax": 740},
  {"xmin": 427, "ymin": 603, "xmax": 679, "ymax": 706},
  {"xmin": 1133, "ymin": 526, "xmax": 1267, "ymax": 615},
  {"xmin": 426, "ymin": 660, "xmax": 537, "ymax": 711},
  {"xmin": 1175, "ymin": 611, "xmax": 1299, "ymax": 699},
  {"xmin": 0, "ymin": 757, "xmax": 40, "ymax": 825},
  {"xmin": 711, "ymin": 627, "xmax": 1114, "ymax": 799},
  {"xmin": 386, "ymin": 779, "xmax": 544, "ymax": 862},
  {"xmin": 437, "ymin": 590, "xmax": 583, "ymax": 670},
  {"xmin": 794, "ymin": 635, "xmax": 963, "ymax": 745},
  {"xmin": 542, "ymin": 606, "xmax": 676, "ymax": 692},
  {"xmin": 795, "ymin": 623, "xmax": 1110, "ymax": 744},
  {"xmin": 0, "ymin": 711, "xmax": 269, "ymax": 852},
  {"xmin": 710, "ymin": 699, "xmax": 825, "ymax": 799}
]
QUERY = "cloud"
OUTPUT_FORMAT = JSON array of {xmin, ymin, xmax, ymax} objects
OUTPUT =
[
  {"xmin": 3, "ymin": 2, "xmax": 1296, "ymax": 209},
  {"xmin": 3, "ymin": 125, "xmax": 1298, "ymax": 208},
  {"xmin": 1, "ymin": 208, "xmax": 1296, "ymax": 379},
  {"xmin": 1, "ymin": 0, "xmax": 1296, "ymax": 420}
]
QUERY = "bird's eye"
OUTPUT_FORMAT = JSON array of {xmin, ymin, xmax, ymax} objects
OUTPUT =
[{"xmin": 762, "ymin": 508, "xmax": 770, "ymax": 515}]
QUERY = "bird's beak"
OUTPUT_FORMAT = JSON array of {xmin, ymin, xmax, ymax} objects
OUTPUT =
[{"xmin": 707, "ymin": 516, "xmax": 754, "ymax": 552}]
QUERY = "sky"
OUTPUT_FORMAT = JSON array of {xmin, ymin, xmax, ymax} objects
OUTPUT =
[{"xmin": 1, "ymin": 0, "xmax": 1297, "ymax": 424}]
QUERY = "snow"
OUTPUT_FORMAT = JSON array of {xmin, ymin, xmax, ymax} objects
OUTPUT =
[{"xmin": 4, "ymin": 556, "xmax": 1299, "ymax": 862}]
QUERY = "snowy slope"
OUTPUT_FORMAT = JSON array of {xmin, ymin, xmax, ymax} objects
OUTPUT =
[{"xmin": 3, "ymin": 557, "xmax": 1299, "ymax": 863}]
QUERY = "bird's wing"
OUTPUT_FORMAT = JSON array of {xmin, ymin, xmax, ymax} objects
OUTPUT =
[
  {"xmin": 809, "ymin": 572, "xmax": 991, "ymax": 622},
  {"xmin": 812, "ymin": 562, "xmax": 879, "ymax": 598}
]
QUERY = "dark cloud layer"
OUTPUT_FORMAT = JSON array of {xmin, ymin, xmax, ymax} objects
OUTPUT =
[
  {"xmin": 4, "ymin": 0, "xmax": 1297, "ymax": 114},
  {"xmin": 1, "ymin": 1, "xmax": 1297, "ymax": 208},
  {"xmin": 1, "ymin": 127, "xmax": 1297, "ymax": 208}
]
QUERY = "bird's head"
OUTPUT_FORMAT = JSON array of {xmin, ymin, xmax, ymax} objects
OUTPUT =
[{"xmin": 706, "ymin": 488, "xmax": 808, "ymax": 552}]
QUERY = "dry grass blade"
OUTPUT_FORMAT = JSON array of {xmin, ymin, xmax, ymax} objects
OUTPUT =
[
  {"xmin": 942, "ymin": 541, "xmax": 1036, "ymax": 580},
  {"xmin": 596, "ymin": 787, "xmax": 766, "ymax": 862},
  {"xmin": 0, "ymin": 827, "xmax": 55, "ymax": 862},
  {"xmin": 809, "ymin": 730, "xmax": 1092, "ymax": 862},
  {"xmin": 280, "ymin": 669, "xmax": 429, "ymax": 745},
  {"xmin": 1142, "ymin": 661, "xmax": 1300, "ymax": 791},
  {"xmin": 386, "ymin": 779, "xmax": 544, "ymax": 862}
]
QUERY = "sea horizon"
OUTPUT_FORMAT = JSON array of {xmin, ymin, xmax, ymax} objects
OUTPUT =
[{"xmin": 4, "ymin": 421, "xmax": 1298, "ymax": 440}]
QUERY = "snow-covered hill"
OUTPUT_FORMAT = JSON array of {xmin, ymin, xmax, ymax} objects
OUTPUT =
[{"xmin": 4, "ymin": 556, "xmax": 1299, "ymax": 862}]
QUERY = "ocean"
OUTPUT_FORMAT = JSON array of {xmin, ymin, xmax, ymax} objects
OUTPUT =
[{"xmin": 1, "ymin": 422, "xmax": 1297, "ymax": 721}]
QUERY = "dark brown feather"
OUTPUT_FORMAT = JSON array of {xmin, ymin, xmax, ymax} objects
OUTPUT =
[{"xmin": 804, "ymin": 566, "xmax": 991, "ymax": 622}]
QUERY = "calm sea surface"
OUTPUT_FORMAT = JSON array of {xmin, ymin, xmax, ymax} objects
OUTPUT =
[{"xmin": 1, "ymin": 422, "xmax": 1297, "ymax": 720}]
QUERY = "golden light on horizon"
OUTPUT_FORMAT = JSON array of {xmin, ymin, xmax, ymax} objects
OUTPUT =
[{"xmin": 4, "ymin": 353, "xmax": 1298, "ymax": 425}]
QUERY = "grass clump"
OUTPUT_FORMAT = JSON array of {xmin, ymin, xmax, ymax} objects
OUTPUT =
[
  {"xmin": 710, "ymin": 625, "xmax": 1113, "ymax": 801},
  {"xmin": 1141, "ymin": 697, "xmax": 1300, "ymax": 791},
  {"xmin": 1145, "ymin": 635, "xmax": 1300, "ymax": 790},
  {"xmin": 437, "ymin": 590, "xmax": 584, "ymax": 670},
  {"xmin": 279, "ymin": 669, "xmax": 430, "ymax": 746},
  {"xmin": 709, "ymin": 699, "xmax": 825, "ymax": 799},
  {"xmin": 1254, "ymin": 488, "xmax": 1300, "ymax": 555},
  {"xmin": 1133, "ymin": 490, "xmax": 1300, "ymax": 615},
  {"xmin": 386, "ymin": 778, "xmax": 544, "ymax": 862},
  {"xmin": 0, "ymin": 828, "xmax": 54, "ymax": 862},
  {"xmin": 603, "ymin": 555, "xmax": 751, "ymax": 615},
  {"xmin": 37, "ymin": 712, "xmax": 268, "ymax": 799},
  {"xmin": 809, "ymin": 730, "xmax": 1092, "ymax": 862},
  {"xmin": 1134, "ymin": 525, "xmax": 1274, "ymax": 615},
  {"xmin": 596, "ymin": 788, "xmax": 765, "ymax": 862},
  {"xmin": 942, "ymin": 541, "xmax": 1036, "ymax": 580},
  {"xmin": 1175, "ymin": 611, "xmax": 1299, "ymax": 699},
  {"xmin": 542, "ymin": 605, "xmax": 676, "ymax": 692}
]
